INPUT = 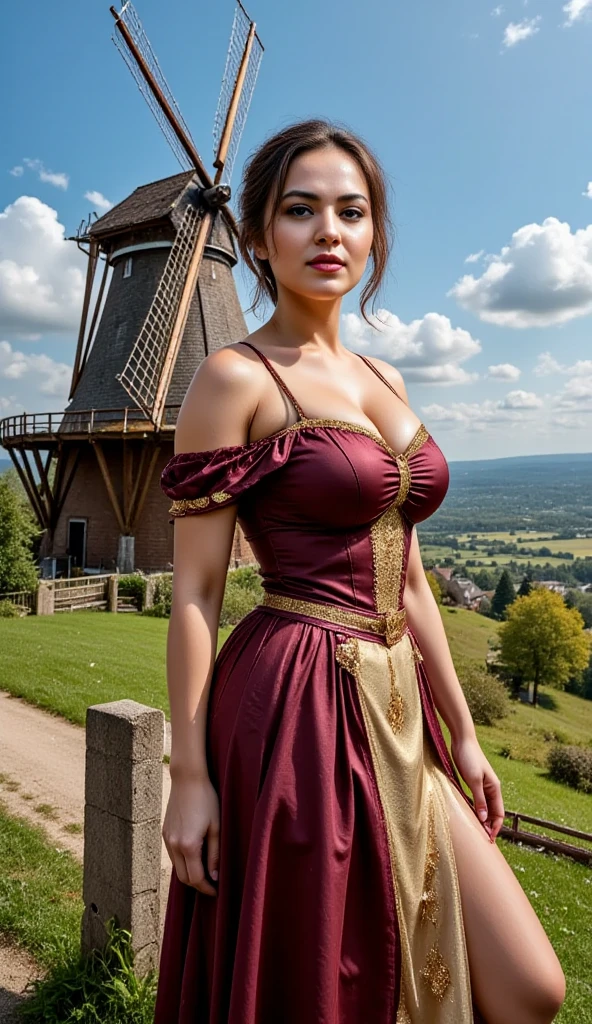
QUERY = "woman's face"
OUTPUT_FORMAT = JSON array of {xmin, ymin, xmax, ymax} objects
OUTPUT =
[{"xmin": 255, "ymin": 144, "xmax": 374, "ymax": 303}]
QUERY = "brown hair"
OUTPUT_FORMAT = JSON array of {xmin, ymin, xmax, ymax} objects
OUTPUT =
[{"xmin": 237, "ymin": 118, "xmax": 394, "ymax": 326}]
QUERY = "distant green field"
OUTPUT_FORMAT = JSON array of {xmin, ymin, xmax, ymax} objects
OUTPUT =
[{"xmin": 420, "ymin": 528, "xmax": 592, "ymax": 569}]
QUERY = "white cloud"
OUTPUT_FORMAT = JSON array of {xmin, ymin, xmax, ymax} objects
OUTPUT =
[
  {"xmin": 554, "ymin": 374, "xmax": 592, "ymax": 412},
  {"xmin": 582, "ymin": 182, "xmax": 592, "ymax": 199},
  {"xmin": 23, "ymin": 158, "xmax": 69, "ymax": 191},
  {"xmin": 487, "ymin": 363, "xmax": 521, "ymax": 380},
  {"xmin": 0, "ymin": 196, "xmax": 86, "ymax": 335},
  {"xmin": 84, "ymin": 190, "xmax": 113, "ymax": 211},
  {"xmin": 534, "ymin": 351, "xmax": 592, "ymax": 376},
  {"xmin": 502, "ymin": 389, "xmax": 542, "ymax": 408},
  {"xmin": 503, "ymin": 16, "xmax": 541, "ymax": 47},
  {"xmin": 0, "ymin": 340, "xmax": 71, "ymax": 401},
  {"xmin": 465, "ymin": 250, "xmax": 484, "ymax": 264},
  {"xmin": 422, "ymin": 390, "xmax": 543, "ymax": 433},
  {"xmin": 9, "ymin": 166, "xmax": 24, "ymax": 178},
  {"xmin": 491, "ymin": 5, "xmax": 504, "ymax": 16},
  {"xmin": 448, "ymin": 216, "xmax": 592, "ymax": 328},
  {"xmin": 341, "ymin": 309, "xmax": 481, "ymax": 384},
  {"xmin": 563, "ymin": 0, "xmax": 592, "ymax": 26}
]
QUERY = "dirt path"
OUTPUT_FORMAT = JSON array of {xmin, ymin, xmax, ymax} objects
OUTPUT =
[{"xmin": 0, "ymin": 690, "xmax": 173, "ymax": 1014}]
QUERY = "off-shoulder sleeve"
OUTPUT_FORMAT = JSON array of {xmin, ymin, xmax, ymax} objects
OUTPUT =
[{"xmin": 161, "ymin": 429, "xmax": 297, "ymax": 517}]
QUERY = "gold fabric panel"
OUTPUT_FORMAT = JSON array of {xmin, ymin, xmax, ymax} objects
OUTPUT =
[{"xmin": 336, "ymin": 632, "xmax": 473, "ymax": 1024}]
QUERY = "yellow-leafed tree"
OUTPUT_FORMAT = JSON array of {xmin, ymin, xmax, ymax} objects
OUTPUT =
[{"xmin": 499, "ymin": 587, "xmax": 591, "ymax": 707}]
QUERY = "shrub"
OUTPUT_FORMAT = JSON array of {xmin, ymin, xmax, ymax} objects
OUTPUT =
[
  {"xmin": 0, "ymin": 599, "xmax": 21, "ymax": 618},
  {"xmin": 153, "ymin": 575, "xmax": 173, "ymax": 616},
  {"xmin": 547, "ymin": 744, "xmax": 592, "ymax": 794},
  {"xmin": 118, "ymin": 573, "xmax": 147, "ymax": 611},
  {"xmin": 220, "ymin": 568, "xmax": 263, "ymax": 627},
  {"xmin": 457, "ymin": 661, "xmax": 511, "ymax": 726}
]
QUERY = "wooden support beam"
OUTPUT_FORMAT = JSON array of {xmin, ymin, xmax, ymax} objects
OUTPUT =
[
  {"xmin": 69, "ymin": 239, "xmax": 98, "ymax": 399},
  {"xmin": 78, "ymin": 252, "xmax": 110, "ymax": 385},
  {"xmin": 53, "ymin": 445, "xmax": 82, "ymax": 528},
  {"xmin": 128, "ymin": 444, "xmax": 148, "ymax": 525},
  {"xmin": 32, "ymin": 447, "xmax": 54, "ymax": 526},
  {"xmin": 130, "ymin": 445, "xmax": 161, "ymax": 534},
  {"xmin": 122, "ymin": 441, "xmax": 134, "ymax": 530},
  {"xmin": 93, "ymin": 442, "xmax": 125, "ymax": 534},
  {"xmin": 11, "ymin": 448, "xmax": 47, "ymax": 529}
]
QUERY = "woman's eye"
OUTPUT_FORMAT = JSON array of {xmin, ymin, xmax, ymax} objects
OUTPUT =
[
  {"xmin": 286, "ymin": 205, "xmax": 311, "ymax": 217},
  {"xmin": 342, "ymin": 208, "xmax": 363, "ymax": 219}
]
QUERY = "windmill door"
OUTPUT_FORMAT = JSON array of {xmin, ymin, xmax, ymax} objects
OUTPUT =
[{"xmin": 68, "ymin": 519, "xmax": 87, "ymax": 570}]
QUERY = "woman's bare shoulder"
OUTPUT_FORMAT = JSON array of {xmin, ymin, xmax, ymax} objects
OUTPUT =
[
  {"xmin": 362, "ymin": 354, "xmax": 410, "ymax": 406},
  {"xmin": 174, "ymin": 341, "xmax": 267, "ymax": 453}
]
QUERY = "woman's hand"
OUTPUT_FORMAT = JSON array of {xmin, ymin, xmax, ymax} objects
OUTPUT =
[
  {"xmin": 450, "ymin": 734, "xmax": 505, "ymax": 841},
  {"xmin": 163, "ymin": 775, "xmax": 220, "ymax": 896}
]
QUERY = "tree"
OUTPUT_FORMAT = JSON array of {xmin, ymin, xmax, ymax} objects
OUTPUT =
[
  {"xmin": 0, "ymin": 474, "xmax": 39, "ymax": 593},
  {"xmin": 499, "ymin": 588, "xmax": 591, "ymax": 706},
  {"xmin": 517, "ymin": 575, "xmax": 532, "ymax": 597},
  {"xmin": 491, "ymin": 569, "xmax": 516, "ymax": 620},
  {"xmin": 425, "ymin": 571, "xmax": 442, "ymax": 605},
  {"xmin": 564, "ymin": 589, "xmax": 592, "ymax": 629}
]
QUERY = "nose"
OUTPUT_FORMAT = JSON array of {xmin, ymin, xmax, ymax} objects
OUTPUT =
[{"xmin": 314, "ymin": 209, "xmax": 341, "ymax": 247}]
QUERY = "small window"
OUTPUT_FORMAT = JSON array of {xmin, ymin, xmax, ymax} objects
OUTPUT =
[{"xmin": 123, "ymin": 256, "xmax": 133, "ymax": 279}]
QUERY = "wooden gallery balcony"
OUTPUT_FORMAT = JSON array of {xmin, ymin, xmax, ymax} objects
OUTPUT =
[{"xmin": 0, "ymin": 407, "xmax": 181, "ymax": 448}]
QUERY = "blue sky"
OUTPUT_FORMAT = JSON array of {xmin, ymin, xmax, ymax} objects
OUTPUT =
[{"xmin": 2, "ymin": 0, "xmax": 592, "ymax": 461}]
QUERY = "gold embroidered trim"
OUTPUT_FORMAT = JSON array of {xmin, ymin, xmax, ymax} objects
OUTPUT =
[
  {"xmin": 168, "ymin": 491, "xmax": 233, "ymax": 515},
  {"xmin": 396, "ymin": 1002, "xmax": 412, "ymax": 1024},
  {"xmin": 420, "ymin": 793, "xmax": 441, "ymax": 925},
  {"xmin": 261, "ymin": 592, "xmax": 407, "ymax": 645},
  {"xmin": 266, "ymin": 417, "xmax": 430, "ymax": 463},
  {"xmin": 396, "ymin": 455, "xmax": 412, "ymax": 506},
  {"xmin": 386, "ymin": 648, "xmax": 404, "ymax": 733},
  {"xmin": 420, "ymin": 945, "xmax": 451, "ymax": 1002},
  {"xmin": 335, "ymin": 637, "xmax": 362, "ymax": 678}
]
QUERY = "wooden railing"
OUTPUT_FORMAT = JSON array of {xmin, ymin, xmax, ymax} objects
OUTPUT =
[
  {"xmin": 0, "ymin": 405, "xmax": 181, "ymax": 444},
  {"xmin": 500, "ymin": 809, "xmax": 592, "ymax": 865},
  {"xmin": 0, "ymin": 588, "xmax": 36, "ymax": 614},
  {"xmin": 52, "ymin": 574, "xmax": 112, "ymax": 612}
]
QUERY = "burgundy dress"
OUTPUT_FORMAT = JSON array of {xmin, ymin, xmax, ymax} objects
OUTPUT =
[{"xmin": 154, "ymin": 342, "xmax": 489, "ymax": 1024}]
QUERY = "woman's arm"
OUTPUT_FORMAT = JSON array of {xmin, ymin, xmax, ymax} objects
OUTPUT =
[
  {"xmin": 162, "ymin": 345, "xmax": 263, "ymax": 893},
  {"xmin": 403, "ymin": 529, "xmax": 505, "ymax": 840}
]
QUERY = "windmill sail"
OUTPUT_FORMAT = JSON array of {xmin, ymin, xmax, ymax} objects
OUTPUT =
[
  {"xmin": 115, "ymin": 201, "xmax": 202, "ymax": 419},
  {"xmin": 112, "ymin": 2, "xmax": 198, "ymax": 171},
  {"xmin": 213, "ymin": 2, "xmax": 264, "ymax": 183}
]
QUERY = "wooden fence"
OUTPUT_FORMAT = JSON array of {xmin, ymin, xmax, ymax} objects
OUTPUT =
[
  {"xmin": 0, "ymin": 589, "xmax": 36, "ymax": 614},
  {"xmin": 52, "ymin": 575, "xmax": 112, "ymax": 612},
  {"xmin": 500, "ymin": 809, "xmax": 592, "ymax": 866}
]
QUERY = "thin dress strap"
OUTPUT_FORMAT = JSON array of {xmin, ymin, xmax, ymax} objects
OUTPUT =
[
  {"xmin": 356, "ymin": 352, "xmax": 404, "ymax": 404},
  {"xmin": 239, "ymin": 341, "xmax": 306, "ymax": 420}
]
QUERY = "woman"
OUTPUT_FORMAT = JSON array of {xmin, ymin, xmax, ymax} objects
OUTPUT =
[{"xmin": 154, "ymin": 119, "xmax": 565, "ymax": 1024}]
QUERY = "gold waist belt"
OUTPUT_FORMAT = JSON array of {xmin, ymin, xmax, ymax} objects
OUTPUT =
[{"xmin": 260, "ymin": 592, "xmax": 408, "ymax": 647}]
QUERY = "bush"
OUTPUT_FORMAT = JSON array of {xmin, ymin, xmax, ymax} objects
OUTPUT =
[
  {"xmin": 118, "ymin": 573, "xmax": 147, "ymax": 611},
  {"xmin": 0, "ymin": 599, "xmax": 22, "ymax": 618},
  {"xmin": 153, "ymin": 574, "xmax": 172, "ymax": 616},
  {"xmin": 547, "ymin": 744, "xmax": 592, "ymax": 794},
  {"xmin": 220, "ymin": 568, "xmax": 263, "ymax": 627},
  {"xmin": 457, "ymin": 661, "xmax": 511, "ymax": 726}
]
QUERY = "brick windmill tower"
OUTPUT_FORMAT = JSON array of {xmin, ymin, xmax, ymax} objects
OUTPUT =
[{"xmin": 0, "ymin": 2, "xmax": 263, "ymax": 574}]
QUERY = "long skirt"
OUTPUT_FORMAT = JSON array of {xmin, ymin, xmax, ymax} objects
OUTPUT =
[{"xmin": 154, "ymin": 605, "xmax": 487, "ymax": 1023}]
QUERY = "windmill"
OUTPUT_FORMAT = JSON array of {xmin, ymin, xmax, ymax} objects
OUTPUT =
[{"xmin": 0, "ymin": 1, "xmax": 263, "ymax": 575}]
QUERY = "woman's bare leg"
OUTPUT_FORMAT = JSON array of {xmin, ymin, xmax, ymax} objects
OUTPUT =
[{"xmin": 439, "ymin": 775, "xmax": 566, "ymax": 1024}]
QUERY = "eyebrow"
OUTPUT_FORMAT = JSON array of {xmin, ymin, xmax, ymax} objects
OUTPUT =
[{"xmin": 280, "ymin": 189, "xmax": 369, "ymax": 203}]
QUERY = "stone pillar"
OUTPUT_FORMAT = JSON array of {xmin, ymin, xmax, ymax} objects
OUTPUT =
[
  {"xmin": 36, "ymin": 581, "xmax": 55, "ymax": 615},
  {"xmin": 144, "ymin": 575, "xmax": 157, "ymax": 611},
  {"xmin": 107, "ymin": 575, "xmax": 118, "ymax": 613},
  {"xmin": 82, "ymin": 700, "xmax": 165, "ymax": 975}
]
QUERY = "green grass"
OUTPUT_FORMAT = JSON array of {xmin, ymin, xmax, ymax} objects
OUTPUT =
[
  {"xmin": 0, "ymin": 800, "xmax": 82, "ymax": 970},
  {"xmin": 498, "ymin": 839, "xmax": 592, "ymax": 1023},
  {"xmin": 440, "ymin": 605, "xmax": 499, "ymax": 662},
  {"xmin": 0, "ymin": 613, "xmax": 233, "ymax": 726}
]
